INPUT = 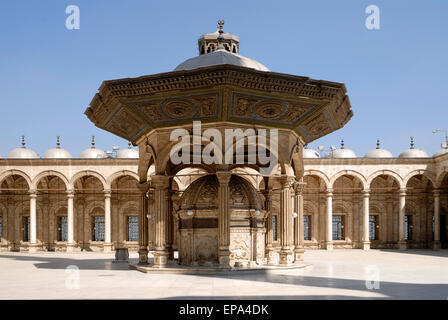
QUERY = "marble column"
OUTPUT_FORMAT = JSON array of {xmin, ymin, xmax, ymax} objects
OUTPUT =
[
  {"xmin": 67, "ymin": 190, "xmax": 75, "ymax": 252},
  {"xmin": 293, "ymin": 181, "xmax": 305, "ymax": 262},
  {"xmin": 398, "ymin": 189, "xmax": 407, "ymax": 249},
  {"xmin": 326, "ymin": 189, "xmax": 333, "ymax": 250},
  {"xmin": 137, "ymin": 182, "xmax": 150, "ymax": 265},
  {"xmin": 433, "ymin": 190, "xmax": 441, "ymax": 250},
  {"xmin": 216, "ymin": 171, "xmax": 231, "ymax": 267},
  {"xmin": 362, "ymin": 189, "xmax": 370, "ymax": 250},
  {"xmin": 152, "ymin": 175, "xmax": 171, "ymax": 267},
  {"xmin": 104, "ymin": 190, "xmax": 112, "ymax": 252},
  {"xmin": 263, "ymin": 188, "xmax": 275, "ymax": 264},
  {"xmin": 29, "ymin": 190, "xmax": 38, "ymax": 252},
  {"xmin": 279, "ymin": 175, "xmax": 294, "ymax": 266}
]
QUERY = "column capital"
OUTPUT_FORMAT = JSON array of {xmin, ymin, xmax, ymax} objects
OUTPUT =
[
  {"xmin": 293, "ymin": 181, "xmax": 306, "ymax": 194},
  {"xmin": 279, "ymin": 175, "xmax": 294, "ymax": 188},
  {"xmin": 433, "ymin": 189, "xmax": 440, "ymax": 197},
  {"xmin": 137, "ymin": 181, "xmax": 151, "ymax": 194},
  {"xmin": 398, "ymin": 188, "xmax": 407, "ymax": 196},
  {"xmin": 325, "ymin": 188, "xmax": 333, "ymax": 197},
  {"xmin": 67, "ymin": 189, "xmax": 75, "ymax": 198},
  {"xmin": 29, "ymin": 189, "xmax": 37, "ymax": 198},
  {"xmin": 216, "ymin": 171, "xmax": 232, "ymax": 185},
  {"xmin": 362, "ymin": 189, "xmax": 370, "ymax": 197},
  {"xmin": 103, "ymin": 189, "xmax": 112, "ymax": 197},
  {"xmin": 151, "ymin": 175, "xmax": 170, "ymax": 189}
]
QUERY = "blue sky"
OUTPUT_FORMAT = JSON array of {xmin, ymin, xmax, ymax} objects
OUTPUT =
[{"xmin": 0, "ymin": 0, "xmax": 447, "ymax": 158}]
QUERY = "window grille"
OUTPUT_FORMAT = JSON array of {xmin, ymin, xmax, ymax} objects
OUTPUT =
[
  {"xmin": 127, "ymin": 216, "xmax": 139, "ymax": 241},
  {"xmin": 92, "ymin": 216, "xmax": 105, "ymax": 241}
]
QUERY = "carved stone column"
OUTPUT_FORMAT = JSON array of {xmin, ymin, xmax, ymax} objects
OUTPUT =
[
  {"xmin": 398, "ymin": 189, "xmax": 407, "ymax": 249},
  {"xmin": 263, "ymin": 188, "xmax": 275, "ymax": 264},
  {"xmin": 279, "ymin": 175, "xmax": 294, "ymax": 266},
  {"xmin": 29, "ymin": 190, "xmax": 38, "ymax": 252},
  {"xmin": 216, "ymin": 170, "xmax": 231, "ymax": 267},
  {"xmin": 152, "ymin": 175, "xmax": 171, "ymax": 267},
  {"xmin": 137, "ymin": 182, "xmax": 150, "ymax": 265},
  {"xmin": 326, "ymin": 189, "xmax": 333, "ymax": 250},
  {"xmin": 293, "ymin": 181, "xmax": 305, "ymax": 262},
  {"xmin": 103, "ymin": 190, "xmax": 112, "ymax": 252},
  {"xmin": 361, "ymin": 189, "xmax": 370, "ymax": 250},
  {"xmin": 67, "ymin": 189, "xmax": 75, "ymax": 252},
  {"xmin": 147, "ymin": 189, "xmax": 155, "ymax": 251},
  {"xmin": 166, "ymin": 190, "xmax": 174, "ymax": 260},
  {"xmin": 433, "ymin": 190, "xmax": 441, "ymax": 250}
]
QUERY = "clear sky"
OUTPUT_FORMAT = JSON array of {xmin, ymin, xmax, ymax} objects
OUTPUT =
[{"xmin": 0, "ymin": 0, "xmax": 447, "ymax": 158}]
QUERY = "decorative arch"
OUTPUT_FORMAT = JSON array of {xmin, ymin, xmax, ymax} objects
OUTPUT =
[
  {"xmin": 32, "ymin": 170, "xmax": 70, "ymax": 190},
  {"xmin": 303, "ymin": 170, "xmax": 330, "ymax": 189},
  {"xmin": 403, "ymin": 169, "xmax": 436, "ymax": 188},
  {"xmin": 0, "ymin": 170, "xmax": 32, "ymax": 189},
  {"xmin": 367, "ymin": 170, "xmax": 404, "ymax": 189},
  {"xmin": 69, "ymin": 170, "xmax": 107, "ymax": 190},
  {"xmin": 330, "ymin": 170, "xmax": 367, "ymax": 190},
  {"xmin": 435, "ymin": 168, "xmax": 448, "ymax": 189},
  {"xmin": 106, "ymin": 170, "xmax": 139, "ymax": 187}
]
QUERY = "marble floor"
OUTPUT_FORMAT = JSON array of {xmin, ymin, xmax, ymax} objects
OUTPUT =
[{"xmin": 0, "ymin": 249, "xmax": 447, "ymax": 299}]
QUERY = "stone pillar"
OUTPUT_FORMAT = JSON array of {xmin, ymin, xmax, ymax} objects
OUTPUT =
[
  {"xmin": 263, "ymin": 188, "xmax": 275, "ymax": 264},
  {"xmin": 152, "ymin": 175, "xmax": 171, "ymax": 267},
  {"xmin": 398, "ymin": 189, "xmax": 407, "ymax": 249},
  {"xmin": 293, "ymin": 181, "xmax": 305, "ymax": 262},
  {"xmin": 433, "ymin": 190, "xmax": 441, "ymax": 250},
  {"xmin": 103, "ymin": 190, "xmax": 112, "ymax": 252},
  {"xmin": 67, "ymin": 190, "xmax": 75, "ymax": 252},
  {"xmin": 279, "ymin": 175, "xmax": 294, "ymax": 266},
  {"xmin": 362, "ymin": 190, "xmax": 370, "ymax": 250},
  {"xmin": 326, "ymin": 189, "xmax": 333, "ymax": 250},
  {"xmin": 29, "ymin": 190, "xmax": 38, "ymax": 252},
  {"xmin": 166, "ymin": 190, "xmax": 174, "ymax": 260},
  {"xmin": 216, "ymin": 171, "xmax": 231, "ymax": 267},
  {"xmin": 137, "ymin": 182, "xmax": 150, "ymax": 265}
]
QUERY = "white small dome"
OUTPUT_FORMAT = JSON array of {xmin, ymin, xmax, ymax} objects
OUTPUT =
[
  {"xmin": 364, "ymin": 140, "xmax": 393, "ymax": 158},
  {"xmin": 80, "ymin": 148, "xmax": 106, "ymax": 159},
  {"xmin": 7, "ymin": 148, "xmax": 39, "ymax": 159},
  {"xmin": 44, "ymin": 148, "xmax": 72, "ymax": 159},
  {"xmin": 303, "ymin": 147, "xmax": 320, "ymax": 158},
  {"xmin": 79, "ymin": 136, "xmax": 106, "ymax": 159},
  {"xmin": 398, "ymin": 138, "xmax": 428, "ymax": 158},
  {"xmin": 174, "ymin": 50, "xmax": 269, "ymax": 72},
  {"xmin": 44, "ymin": 137, "xmax": 72, "ymax": 159},
  {"xmin": 331, "ymin": 140, "xmax": 356, "ymax": 158},
  {"xmin": 7, "ymin": 137, "xmax": 39, "ymax": 159},
  {"xmin": 433, "ymin": 148, "xmax": 448, "ymax": 157},
  {"xmin": 117, "ymin": 143, "xmax": 139, "ymax": 159}
]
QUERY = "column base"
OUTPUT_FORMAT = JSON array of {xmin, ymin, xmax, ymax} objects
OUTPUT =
[
  {"xmin": 28, "ymin": 244, "xmax": 39, "ymax": 253},
  {"xmin": 361, "ymin": 241, "xmax": 370, "ymax": 250},
  {"xmin": 265, "ymin": 246, "xmax": 276, "ymax": 265},
  {"xmin": 138, "ymin": 248, "xmax": 149, "ymax": 265},
  {"xmin": 326, "ymin": 241, "xmax": 333, "ymax": 250},
  {"xmin": 66, "ymin": 243, "xmax": 76, "ymax": 253},
  {"xmin": 293, "ymin": 248, "xmax": 305, "ymax": 262},
  {"xmin": 218, "ymin": 248, "xmax": 230, "ymax": 267},
  {"xmin": 103, "ymin": 243, "xmax": 113, "ymax": 252},
  {"xmin": 153, "ymin": 250, "xmax": 169, "ymax": 267},
  {"xmin": 432, "ymin": 241, "xmax": 441, "ymax": 250},
  {"xmin": 398, "ymin": 241, "xmax": 407, "ymax": 250},
  {"xmin": 279, "ymin": 250, "xmax": 294, "ymax": 266}
]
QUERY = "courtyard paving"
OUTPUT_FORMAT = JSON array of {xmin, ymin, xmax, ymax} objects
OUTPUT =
[{"xmin": 0, "ymin": 249, "xmax": 447, "ymax": 299}]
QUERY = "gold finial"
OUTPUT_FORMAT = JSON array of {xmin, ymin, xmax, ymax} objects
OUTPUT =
[
  {"xmin": 56, "ymin": 136, "xmax": 61, "ymax": 149},
  {"xmin": 21, "ymin": 135, "xmax": 26, "ymax": 148},
  {"xmin": 410, "ymin": 136, "xmax": 414, "ymax": 149},
  {"xmin": 91, "ymin": 136, "xmax": 96, "ymax": 148}
]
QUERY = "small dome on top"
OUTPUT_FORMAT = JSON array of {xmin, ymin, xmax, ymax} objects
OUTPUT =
[
  {"xmin": 7, "ymin": 136, "xmax": 39, "ymax": 159},
  {"xmin": 302, "ymin": 145, "xmax": 320, "ymax": 158},
  {"xmin": 79, "ymin": 136, "xmax": 106, "ymax": 159},
  {"xmin": 399, "ymin": 137, "xmax": 428, "ymax": 158},
  {"xmin": 44, "ymin": 136, "xmax": 72, "ymax": 159},
  {"xmin": 117, "ymin": 142, "xmax": 139, "ymax": 159},
  {"xmin": 364, "ymin": 140, "xmax": 393, "ymax": 158},
  {"xmin": 174, "ymin": 21, "xmax": 269, "ymax": 72},
  {"xmin": 331, "ymin": 140, "xmax": 356, "ymax": 158}
]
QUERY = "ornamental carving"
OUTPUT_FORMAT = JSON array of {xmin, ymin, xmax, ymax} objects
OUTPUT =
[
  {"xmin": 106, "ymin": 108, "xmax": 145, "ymax": 139},
  {"xmin": 161, "ymin": 99, "xmax": 197, "ymax": 119},
  {"xmin": 252, "ymin": 100, "xmax": 287, "ymax": 120}
]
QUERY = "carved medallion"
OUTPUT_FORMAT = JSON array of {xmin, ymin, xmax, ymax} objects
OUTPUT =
[
  {"xmin": 252, "ymin": 100, "xmax": 287, "ymax": 120},
  {"xmin": 161, "ymin": 98, "xmax": 197, "ymax": 119}
]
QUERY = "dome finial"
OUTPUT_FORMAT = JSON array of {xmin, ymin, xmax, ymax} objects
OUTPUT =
[
  {"xmin": 56, "ymin": 136, "xmax": 61, "ymax": 149},
  {"xmin": 128, "ymin": 141, "xmax": 132, "ymax": 149},
  {"xmin": 376, "ymin": 139, "xmax": 380, "ymax": 149},
  {"xmin": 217, "ymin": 20, "xmax": 225, "ymax": 50},
  {"xmin": 410, "ymin": 136, "xmax": 414, "ymax": 149},
  {"xmin": 341, "ymin": 139, "xmax": 345, "ymax": 149},
  {"xmin": 21, "ymin": 135, "xmax": 26, "ymax": 148},
  {"xmin": 91, "ymin": 136, "xmax": 96, "ymax": 149}
]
